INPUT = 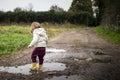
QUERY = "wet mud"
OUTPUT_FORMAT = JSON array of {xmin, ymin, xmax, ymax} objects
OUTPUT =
[{"xmin": 0, "ymin": 29, "xmax": 120, "ymax": 80}]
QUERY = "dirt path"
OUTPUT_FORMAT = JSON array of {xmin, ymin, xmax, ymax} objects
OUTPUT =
[{"xmin": 0, "ymin": 28, "xmax": 120, "ymax": 80}]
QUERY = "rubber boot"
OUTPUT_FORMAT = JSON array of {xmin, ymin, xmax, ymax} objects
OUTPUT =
[
  {"xmin": 30, "ymin": 63, "xmax": 37, "ymax": 70},
  {"xmin": 38, "ymin": 65, "xmax": 43, "ymax": 71}
]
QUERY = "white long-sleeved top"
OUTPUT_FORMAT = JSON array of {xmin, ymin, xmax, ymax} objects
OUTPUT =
[{"xmin": 29, "ymin": 28, "xmax": 48, "ymax": 47}]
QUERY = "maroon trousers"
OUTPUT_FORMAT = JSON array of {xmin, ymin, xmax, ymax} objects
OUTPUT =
[{"xmin": 31, "ymin": 47, "xmax": 46, "ymax": 65}]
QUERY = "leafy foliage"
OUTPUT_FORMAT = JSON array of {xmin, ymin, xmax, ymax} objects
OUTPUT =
[
  {"xmin": 93, "ymin": 0, "xmax": 120, "ymax": 30},
  {"xmin": 49, "ymin": 5, "xmax": 64, "ymax": 12},
  {"xmin": 67, "ymin": 12, "xmax": 95, "ymax": 26},
  {"xmin": 68, "ymin": 0, "xmax": 93, "ymax": 15},
  {"xmin": 0, "ymin": 11, "xmax": 95, "ymax": 26}
]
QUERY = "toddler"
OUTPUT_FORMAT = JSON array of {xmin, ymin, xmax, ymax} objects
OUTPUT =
[{"xmin": 28, "ymin": 22, "xmax": 48, "ymax": 71}]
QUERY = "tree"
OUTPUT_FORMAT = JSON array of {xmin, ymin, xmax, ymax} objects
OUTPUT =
[
  {"xmin": 94, "ymin": 0, "xmax": 120, "ymax": 30},
  {"xmin": 0, "ymin": 11, "xmax": 5, "ymax": 23},
  {"xmin": 14, "ymin": 7, "xmax": 22, "ymax": 12},
  {"xmin": 28, "ymin": 3, "xmax": 33, "ymax": 11},
  {"xmin": 49, "ymin": 5, "xmax": 64, "ymax": 12},
  {"xmin": 68, "ymin": 0, "xmax": 93, "ymax": 15}
]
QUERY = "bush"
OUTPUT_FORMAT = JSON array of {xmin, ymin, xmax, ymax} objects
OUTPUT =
[
  {"xmin": 0, "ymin": 11, "xmax": 95, "ymax": 26},
  {"xmin": 67, "ymin": 12, "xmax": 94, "ymax": 26}
]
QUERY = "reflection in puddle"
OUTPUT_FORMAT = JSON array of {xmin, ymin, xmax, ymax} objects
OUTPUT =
[
  {"xmin": 45, "ymin": 75, "xmax": 81, "ymax": 80},
  {"xmin": 46, "ymin": 48, "xmax": 66, "ymax": 53},
  {"xmin": 0, "ymin": 63, "xmax": 66, "ymax": 75}
]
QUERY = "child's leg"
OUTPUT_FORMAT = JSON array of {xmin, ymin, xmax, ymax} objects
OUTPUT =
[
  {"xmin": 38, "ymin": 47, "xmax": 46, "ymax": 65},
  {"xmin": 30, "ymin": 48, "xmax": 38, "ymax": 70},
  {"xmin": 31, "ymin": 48, "xmax": 38, "ymax": 63},
  {"xmin": 38, "ymin": 54, "xmax": 45, "ymax": 71},
  {"xmin": 38, "ymin": 47, "xmax": 46, "ymax": 70},
  {"xmin": 38, "ymin": 54, "xmax": 45, "ymax": 65}
]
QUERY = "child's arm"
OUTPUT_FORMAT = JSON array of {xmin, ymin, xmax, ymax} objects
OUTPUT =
[
  {"xmin": 45, "ymin": 33, "xmax": 48, "ymax": 44},
  {"xmin": 28, "ymin": 33, "xmax": 39, "ymax": 48}
]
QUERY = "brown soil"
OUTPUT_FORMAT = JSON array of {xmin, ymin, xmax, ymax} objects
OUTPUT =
[{"xmin": 0, "ymin": 28, "xmax": 120, "ymax": 80}]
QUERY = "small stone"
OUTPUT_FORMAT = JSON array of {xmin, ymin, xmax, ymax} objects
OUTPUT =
[
  {"xmin": 47, "ymin": 72, "xmax": 56, "ymax": 75},
  {"xmin": 93, "ymin": 51, "xmax": 104, "ymax": 55},
  {"xmin": 74, "ymin": 58, "xmax": 79, "ymax": 61},
  {"xmin": 86, "ymin": 58, "xmax": 93, "ymax": 62},
  {"xmin": 15, "ymin": 65, "xmax": 18, "ymax": 68}
]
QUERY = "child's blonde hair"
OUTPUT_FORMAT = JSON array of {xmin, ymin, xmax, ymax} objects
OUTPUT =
[{"xmin": 30, "ymin": 22, "xmax": 41, "ymax": 33}]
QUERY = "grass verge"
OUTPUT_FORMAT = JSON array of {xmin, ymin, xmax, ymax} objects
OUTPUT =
[{"xmin": 93, "ymin": 27, "xmax": 120, "ymax": 45}]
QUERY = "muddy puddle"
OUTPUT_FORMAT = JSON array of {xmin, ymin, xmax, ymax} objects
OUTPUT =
[
  {"xmin": 46, "ymin": 48, "xmax": 66, "ymax": 53},
  {"xmin": 45, "ymin": 75, "xmax": 81, "ymax": 80},
  {"xmin": 0, "ymin": 63, "xmax": 66, "ymax": 75},
  {"xmin": 45, "ymin": 48, "xmax": 111, "ymax": 63}
]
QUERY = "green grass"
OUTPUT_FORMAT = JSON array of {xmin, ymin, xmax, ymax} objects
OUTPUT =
[
  {"xmin": 93, "ymin": 27, "xmax": 120, "ymax": 45},
  {"xmin": 0, "ymin": 25, "xmax": 31, "ymax": 56},
  {"xmin": 0, "ymin": 23, "xmax": 83, "ymax": 56}
]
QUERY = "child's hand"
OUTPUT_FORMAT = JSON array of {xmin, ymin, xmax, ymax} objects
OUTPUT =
[{"xmin": 28, "ymin": 45, "xmax": 32, "ymax": 48}]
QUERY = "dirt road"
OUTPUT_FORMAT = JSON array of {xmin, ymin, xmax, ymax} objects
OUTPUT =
[{"xmin": 0, "ymin": 28, "xmax": 120, "ymax": 80}]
